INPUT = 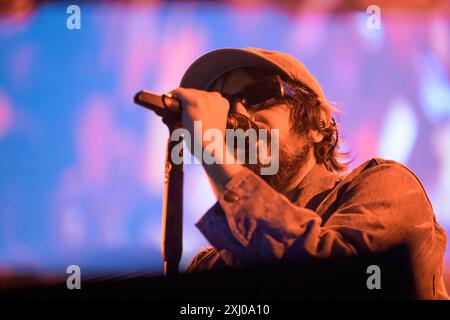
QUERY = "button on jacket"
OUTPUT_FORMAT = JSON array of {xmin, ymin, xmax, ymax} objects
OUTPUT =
[{"xmin": 187, "ymin": 158, "xmax": 449, "ymax": 299}]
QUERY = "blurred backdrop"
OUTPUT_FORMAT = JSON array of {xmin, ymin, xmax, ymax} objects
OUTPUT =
[{"xmin": 0, "ymin": 0, "xmax": 449, "ymax": 284}]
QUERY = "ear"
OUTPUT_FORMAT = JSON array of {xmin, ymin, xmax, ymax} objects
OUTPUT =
[
  {"xmin": 309, "ymin": 114, "xmax": 329, "ymax": 143},
  {"xmin": 309, "ymin": 129, "xmax": 324, "ymax": 143}
]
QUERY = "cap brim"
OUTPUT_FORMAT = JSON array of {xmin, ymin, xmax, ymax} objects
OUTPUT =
[{"xmin": 180, "ymin": 48, "xmax": 290, "ymax": 90}]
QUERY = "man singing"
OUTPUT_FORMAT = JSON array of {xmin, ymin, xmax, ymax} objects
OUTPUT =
[{"xmin": 169, "ymin": 48, "xmax": 448, "ymax": 299}]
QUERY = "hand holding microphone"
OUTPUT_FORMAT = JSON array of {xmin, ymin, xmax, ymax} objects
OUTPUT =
[
  {"xmin": 135, "ymin": 88, "xmax": 233, "ymax": 167},
  {"xmin": 134, "ymin": 89, "xmax": 240, "ymax": 129}
]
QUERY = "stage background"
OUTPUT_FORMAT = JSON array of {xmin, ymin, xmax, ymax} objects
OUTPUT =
[{"xmin": 0, "ymin": 0, "xmax": 449, "ymax": 287}]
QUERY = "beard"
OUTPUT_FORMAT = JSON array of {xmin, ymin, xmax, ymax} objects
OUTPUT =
[
  {"xmin": 258, "ymin": 138, "xmax": 311, "ymax": 191},
  {"xmin": 227, "ymin": 112, "xmax": 312, "ymax": 191}
]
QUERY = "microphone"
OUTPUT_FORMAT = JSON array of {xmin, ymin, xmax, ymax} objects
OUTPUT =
[
  {"xmin": 134, "ymin": 90, "xmax": 181, "ymax": 118},
  {"xmin": 134, "ymin": 90, "xmax": 239, "ymax": 129}
]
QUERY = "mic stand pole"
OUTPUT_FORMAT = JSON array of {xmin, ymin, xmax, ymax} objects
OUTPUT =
[
  {"xmin": 133, "ymin": 90, "xmax": 184, "ymax": 277},
  {"xmin": 161, "ymin": 124, "xmax": 183, "ymax": 277}
]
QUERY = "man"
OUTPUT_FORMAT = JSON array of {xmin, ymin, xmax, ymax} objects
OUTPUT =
[{"xmin": 169, "ymin": 48, "xmax": 448, "ymax": 299}]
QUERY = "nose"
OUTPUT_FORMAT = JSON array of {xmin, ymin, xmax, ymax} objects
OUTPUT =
[{"xmin": 231, "ymin": 100, "xmax": 251, "ymax": 118}]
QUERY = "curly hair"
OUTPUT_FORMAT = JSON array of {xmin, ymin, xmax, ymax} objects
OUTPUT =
[{"xmin": 282, "ymin": 79, "xmax": 350, "ymax": 173}]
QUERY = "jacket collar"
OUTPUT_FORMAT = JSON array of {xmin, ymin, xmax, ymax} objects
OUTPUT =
[{"xmin": 293, "ymin": 162, "xmax": 343, "ymax": 211}]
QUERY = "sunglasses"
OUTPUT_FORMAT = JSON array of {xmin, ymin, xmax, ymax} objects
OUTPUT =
[
  {"xmin": 220, "ymin": 75, "xmax": 298, "ymax": 109},
  {"xmin": 219, "ymin": 75, "xmax": 339, "ymax": 150}
]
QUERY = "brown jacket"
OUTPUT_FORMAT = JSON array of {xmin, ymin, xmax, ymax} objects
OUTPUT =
[{"xmin": 187, "ymin": 158, "xmax": 448, "ymax": 299}]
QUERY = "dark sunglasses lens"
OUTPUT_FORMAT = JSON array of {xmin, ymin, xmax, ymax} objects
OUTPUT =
[{"xmin": 240, "ymin": 77, "xmax": 281, "ymax": 107}]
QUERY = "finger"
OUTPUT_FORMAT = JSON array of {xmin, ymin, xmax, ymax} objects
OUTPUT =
[
  {"xmin": 232, "ymin": 100, "xmax": 251, "ymax": 117},
  {"xmin": 168, "ymin": 87, "xmax": 202, "ymax": 102}
]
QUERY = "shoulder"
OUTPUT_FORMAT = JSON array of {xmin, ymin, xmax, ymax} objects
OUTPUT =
[
  {"xmin": 342, "ymin": 157, "xmax": 433, "ymax": 209},
  {"xmin": 351, "ymin": 158, "xmax": 414, "ymax": 176},
  {"xmin": 347, "ymin": 158, "xmax": 426, "ymax": 189},
  {"xmin": 324, "ymin": 158, "xmax": 439, "ymax": 237}
]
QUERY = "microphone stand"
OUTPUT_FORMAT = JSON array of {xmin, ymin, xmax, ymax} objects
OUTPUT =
[
  {"xmin": 161, "ymin": 130, "xmax": 183, "ymax": 277},
  {"xmin": 134, "ymin": 90, "xmax": 183, "ymax": 277},
  {"xmin": 134, "ymin": 90, "xmax": 238, "ymax": 277}
]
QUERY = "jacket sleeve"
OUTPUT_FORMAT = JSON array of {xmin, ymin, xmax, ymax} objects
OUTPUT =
[{"xmin": 195, "ymin": 162, "xmax": 437, "ymax": 267}]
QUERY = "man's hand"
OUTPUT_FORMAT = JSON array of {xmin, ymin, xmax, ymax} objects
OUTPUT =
[
  {"xmin": 170, "ymin": 88, "xmax": 229, "ymax": 158},
  {"xmin": 169, "ymin": 88, "xmax": 244, "ymax": 193}
]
